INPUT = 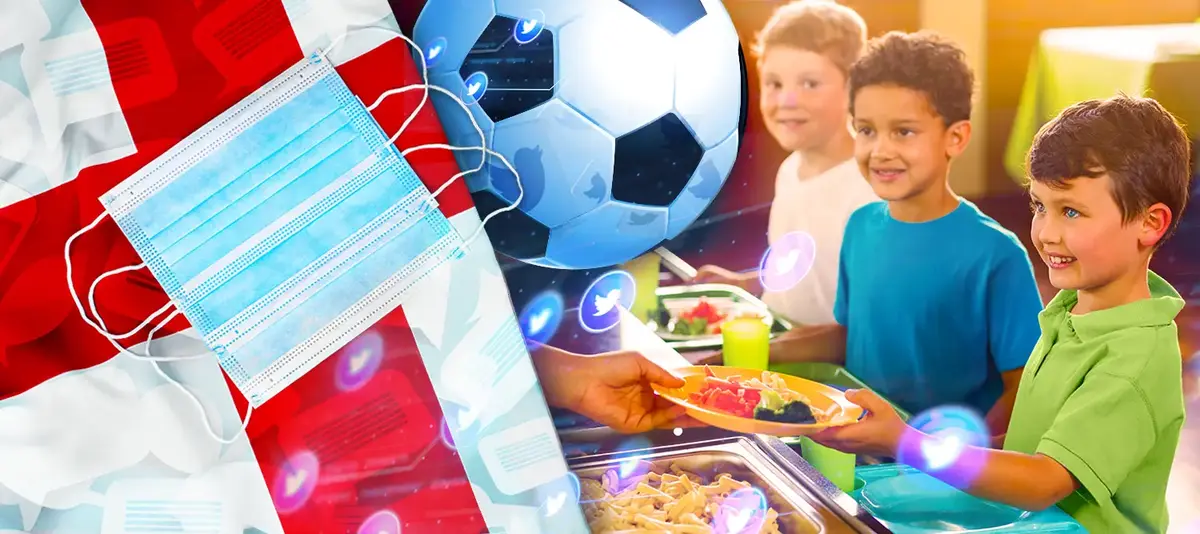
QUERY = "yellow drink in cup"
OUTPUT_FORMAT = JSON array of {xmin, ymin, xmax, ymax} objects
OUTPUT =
[
  {"xmin": 721, "ymin": 317, "xmax": 770, "ymax": 370},
  {"xmin": 621, "ymin": 253, "xmax": 661, "ymax": 324}
]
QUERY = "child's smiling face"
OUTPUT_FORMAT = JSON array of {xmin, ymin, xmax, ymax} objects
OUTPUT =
[
  {"xmin": 759, "ymin": 46, "xmax": 851, "ymax": 153},
  {"xmin": 851, "ymin": 84, "xmax": 967, "ymax": 202},
  {"xmin": 1029, "ymin": 174, "xmax": 1166, "ymax": 292}
]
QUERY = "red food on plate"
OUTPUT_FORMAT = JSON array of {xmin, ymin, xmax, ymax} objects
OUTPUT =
[{"xmin": 687, "ymin": 366, "xmax": 763, "ymax": 418}]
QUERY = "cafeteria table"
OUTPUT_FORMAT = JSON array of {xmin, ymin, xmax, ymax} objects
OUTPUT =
[{"xmin": 1005, "ymin": 23, "xmax": 1200, "ymax": 181}]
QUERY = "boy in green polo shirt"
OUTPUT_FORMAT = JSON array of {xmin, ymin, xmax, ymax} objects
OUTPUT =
[{"xmin": 810, "ymin": 94, "xmax": 1191, "ymax": 533}]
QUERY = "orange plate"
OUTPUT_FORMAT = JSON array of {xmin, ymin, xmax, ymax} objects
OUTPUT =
[{"xmin": 652, "ymin": 366, "xmax": 864, "ymax": 437}]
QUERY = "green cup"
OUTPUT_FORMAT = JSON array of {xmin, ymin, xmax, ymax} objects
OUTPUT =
[
  {"xmin": 800, "ymin": 436, "xmax": 856, "ymax": 492},
  {"xmin": 721, "ymin": 317, "xmax": 770, "ymax": 370}
]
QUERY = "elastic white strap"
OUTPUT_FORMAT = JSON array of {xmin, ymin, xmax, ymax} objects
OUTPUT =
[
  {"xmin": 130, "ymin": 309, "xmax": 253, "ymax": 444},
  {"xmin": 87, "ymin": 262, "xmax": 175, "ymax": 339},
  {"xmin": 325, "ymin": 28, "xmax": 528, "ymax": 257},
  {"xmin": 384, "ymin": 83, "xmax": 525, "ymax": 251},
  {"xmin": 321, "ymin": 27, "xmax": 430, "ymax": 160},
  {"xmin": 65, "ymin": 214, "xmax": 246, "ymax": 443},
  {"xmin": 64, "ymin": 212, "xmax": 178, "ymax": 340}
]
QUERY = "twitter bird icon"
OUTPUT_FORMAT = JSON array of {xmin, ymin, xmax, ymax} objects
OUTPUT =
[
  {"xmin": 758, "ymin": 231, "xmax": 816, "ymax": 293},
  {"xmin": 519, "ymin": 290, "xmax": 564, "ymax": 347},
  {"xmin": 425, "ymin": 36, "xmax": 447, "ymax": 67},
  {"xmin": 579, "ymin": 270, "xmax": 637, "ymax": 333},
  {"xmin": 463, "ymin": 71, "xmax": 489, "ymax": 105},
  {"xmin": 592, "ymin": 288, "xmax": 622, "ymax": 316},
  {"xmin": 513, "ymin": 10, "xmax": 546, "ymax": 45}
]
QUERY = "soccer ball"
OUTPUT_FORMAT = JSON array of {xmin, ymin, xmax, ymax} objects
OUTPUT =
[{"xmin": 413, "ymin": 0, "xmax": 746, "ymax": 269}]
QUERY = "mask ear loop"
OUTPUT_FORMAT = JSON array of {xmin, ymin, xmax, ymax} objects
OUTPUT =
[
  {"xmin": 321, "ymin": 26, "xmax": 431, "ymax": 152},
  {"xmin": 387, "ymin": 82, "xmax": 525, "ymax": 249},
  {"xmin": 123, "ymin": 309, "xmax": 253, "ymax": 444},
  {"xmin": 64, "ymin": 220, "xmax": 249, "ymax": 441},
  {"xmin": 324, "ymin": 26, "xmax": 526, "ymax": 251},
  {"xmin": 64, "ymin": 212, "xmax": 180, "ymax": 341},
  {"xmin": 88, "ymin": 263, "xmax": 176, "ymax": 338}
]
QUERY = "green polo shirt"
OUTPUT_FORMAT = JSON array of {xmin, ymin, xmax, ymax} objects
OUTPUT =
[{"xmin": 1003, "ymin": 271, "xmax": 1186, "ymax": 533}]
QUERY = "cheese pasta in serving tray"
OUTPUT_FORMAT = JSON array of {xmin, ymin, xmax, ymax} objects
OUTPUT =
[{"xmin": 572, "ymin": 445, "xmax": 835, "ymax": 533}]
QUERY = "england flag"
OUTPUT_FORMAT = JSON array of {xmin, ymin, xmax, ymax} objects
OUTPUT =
[{"xmin": 0, "ymin": 1, "xmax": 581, "ymax": 533}]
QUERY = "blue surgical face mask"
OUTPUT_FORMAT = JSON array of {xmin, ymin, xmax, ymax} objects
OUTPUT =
[{"xmin": 63, "ymin": 30, "xmax": 524, "ymax": 444}]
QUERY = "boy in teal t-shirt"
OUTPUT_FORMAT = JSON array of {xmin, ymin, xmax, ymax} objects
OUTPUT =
[
  {"xmin": 812, "ymin": 94, "xmax": 1192, "ymax": 533},
  {"xmin": 768, "ymin": 30, "xmax": 1044, "ymax": 432}
]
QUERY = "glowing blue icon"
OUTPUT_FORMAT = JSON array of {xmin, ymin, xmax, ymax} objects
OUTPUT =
[
  {"xmin": 579, "ymin": 270, "xmax": 636, "ymax": 333},
  {"xmin": 425, "ymin": 36, "xmax": 447, "ymax": 67},
  {"xmin": 513, "ymin": 10, "xmax": 546, "ymax": 45},
  {"xmin": 272, "ymin": 451, "xmax": 319, "ymax": 514},
  {"xmin": 541, "ymin": 472, "xmax": 581, "ymax": 518},
  {"xmin": 356, "ymin": 509, "xmax": 401, "ymax": 534},
  {"xmin": 715, "ymin": 487, "xmax": 768, "ymax": 534},
  {"xmin": 759, "ymin": 231, "xmax": 816, "ymax": 292},
  {"xmin": 520, "ymin": 290, "xmax": 564, "ymax": 347},
  {"xmin": 901, "ymin": 405, "xmax": 988, "ymax": 476},
  {"xmin": 463, "ymin": 71, "xmax": 488, "ymax": 105},
  {"xmin": 334, "ymin": 330, "xmax": 383, "ymax": 392}
]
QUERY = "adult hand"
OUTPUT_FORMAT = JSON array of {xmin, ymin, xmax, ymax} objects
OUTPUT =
[
  {"xmin": 808, "ymin": 389, "xmax": 907, "ymax": 458},
  {"xmin": 540, "ymin": 348, "xmax": 690, "ymax": 434},
  {"xmin": 693, "ymin": 265, "xmax": 744, "ymax": 286}
]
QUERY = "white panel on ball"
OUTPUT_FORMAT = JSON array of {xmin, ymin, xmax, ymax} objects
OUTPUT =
[
  {"xmin": 556, "ymin": 1, "xmax": 675, "ymax": 138},
  {"xmin": 488, "ymin": 98, "xmax": 615, "ymax": 228},
  {"xmin": 672, "ymin": 5, "xmax": 742, "ymax": 149}
]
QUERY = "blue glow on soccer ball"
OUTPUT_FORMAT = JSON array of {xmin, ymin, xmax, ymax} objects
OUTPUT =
[{"xmin": 414, "ymin": 0, "xmax": 746, "ymax": 269}]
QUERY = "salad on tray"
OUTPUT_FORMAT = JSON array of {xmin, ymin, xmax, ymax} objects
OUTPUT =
[
  {"xmin": 686, "ymin": 366, "xmax": 833, "ymax": 425},
  {"xmin": 665, "ymin": 297, "xmax": 769, "ymax": 338}
]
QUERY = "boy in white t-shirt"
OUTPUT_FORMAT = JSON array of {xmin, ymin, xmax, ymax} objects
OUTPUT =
[{"xmin": 694, "ymin": 0, "xmax": 879, "ymax": 326}]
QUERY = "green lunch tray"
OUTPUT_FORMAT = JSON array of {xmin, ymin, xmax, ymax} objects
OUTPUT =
[{"xmin": 650, "ymin": 283, "xmax": 793, "ymax": 352}]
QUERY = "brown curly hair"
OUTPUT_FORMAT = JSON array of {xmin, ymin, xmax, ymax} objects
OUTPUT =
[
  {"xmin": 849, "ymin": 30, "xmax": 974, "ymax": 125},
  {"xmin": 1027, "ymin": 94, "xmax": 1193, "ymax": 243},
  {"xmin": 751, "ymin": 0, "xmax": 867, "ymax": 76}
]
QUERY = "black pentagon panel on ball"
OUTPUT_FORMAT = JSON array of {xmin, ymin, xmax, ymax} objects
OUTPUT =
[
  {"xmin": 618, "ymin": 0, "xmax": 707, "ymax": 35},
  {"xmin": 470, "ymin": 190, "xmax": 551, "ymax": 260},
  {"xmin": 611, "ymin": 113, "xmax": 705, "ymax": 207},
  {"xmin": 459, "ymin": 16, "xmax": 556, "ymax": 124},
  {"xmin": 737, "ymin": 40, "xmax": 750, "ymax": 146}
]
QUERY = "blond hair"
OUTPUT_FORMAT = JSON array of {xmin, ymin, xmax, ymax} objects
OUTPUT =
[{"xmin": 752, "ymin": 0, "xmax": 867, "ymax": 75}]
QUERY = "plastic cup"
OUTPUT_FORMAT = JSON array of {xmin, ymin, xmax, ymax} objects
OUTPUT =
[
  {"xmin": 721, "ymin": 317, "xmax": 770, "ymax": 370},
  {"xmin": 621, "ymin": 253, "xmax": 661, "ymax": 323},
  {"xmin": 800, "ymin": 436, "xmax": 857, "ymax": 492}
]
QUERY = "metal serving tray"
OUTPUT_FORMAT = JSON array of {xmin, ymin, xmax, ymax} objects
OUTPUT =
[
  {"xmin": 652, "ymin": 283, "xmax": 794, "ymax": 352},
  {"xmin": 568, "ymin": 434, "xmax": 883, "ymax": 534}
]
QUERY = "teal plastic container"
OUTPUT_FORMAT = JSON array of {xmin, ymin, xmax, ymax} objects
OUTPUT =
[{"xmin": 851, "ymin": 464, "xmax": 1086, "ymax": 533}]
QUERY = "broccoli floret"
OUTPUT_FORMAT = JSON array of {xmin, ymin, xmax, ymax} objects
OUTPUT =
[{"xmin": 753, "ymin": 400, "xmax": 816, "ymax": 424}]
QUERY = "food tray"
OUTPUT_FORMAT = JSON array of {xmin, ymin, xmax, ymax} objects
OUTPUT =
[
  {"xmin": 653, "ymin": 284, "xmax": 793, "ymax": 351},
  {"xmin": 850, "ymin": 464, "xmax": 1085, "ymax": 533},
  {"xmin": 569, "ymin": 437, "xmax": 864, "ymax": 534}
]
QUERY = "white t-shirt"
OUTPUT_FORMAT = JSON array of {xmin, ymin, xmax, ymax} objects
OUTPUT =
[{"xmin": 761, "ymin": 153, "xmax": 879, "ymax": 325}]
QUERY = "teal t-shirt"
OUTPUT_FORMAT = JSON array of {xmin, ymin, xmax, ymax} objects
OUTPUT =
[
  {"xmin": 834, "ymin": 200, "xmax": 1044, "ymax": 416},
  {"xmin": 1004, "ymin": 271, "xmax": 1186, "ymax": 533}
]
